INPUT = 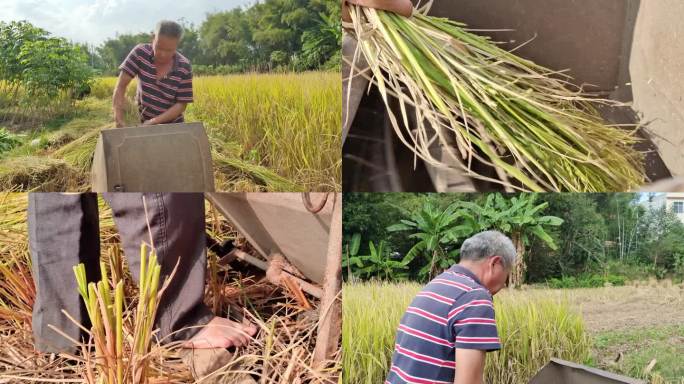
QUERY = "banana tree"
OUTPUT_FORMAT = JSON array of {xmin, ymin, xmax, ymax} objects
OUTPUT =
[
  {"xmin": 342, "ymin": 237, "xmax": 411, "ymax": 281},
  {"xmin": 456, "ymin": 194, "xmax": 563, "ymax": 287},
  {"xmin": 387, "ymin": 201, "xmax": 476, "ymax": 281}
]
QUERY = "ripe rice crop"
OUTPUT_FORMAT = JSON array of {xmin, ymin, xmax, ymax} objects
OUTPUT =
[
  {"xmin": 92, "ymin": 72, "xmax": 341, "ymax": 191},
  {"xmin": 342, "ymin": 281, "xmax": 590, "ymax": 384}
]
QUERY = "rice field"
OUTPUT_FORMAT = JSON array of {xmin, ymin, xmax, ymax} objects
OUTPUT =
[
  {"xmin": 0, "ymin": 193, "xmax": 341, "ymax": 383},
  {"xmin": 0, "ymin": 72, "xmax": 341, "ymax": 192}
]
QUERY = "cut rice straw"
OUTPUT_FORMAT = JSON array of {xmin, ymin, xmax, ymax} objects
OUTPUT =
[
  {"xmin": 71, "ymin": 243, "xmax": 171, "ymax": 384},
  {"xmin": 346, "ymin": 4, "xmax": 646, "ymax": 192}
]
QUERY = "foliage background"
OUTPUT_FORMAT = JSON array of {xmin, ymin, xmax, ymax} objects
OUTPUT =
[
  {"xmin": 90, "ymin": 0, "xmax": 341, "ymax": 74},
  {"xmin": 343, "ymin": 193, "xmax": 684, "ymax": 284}
]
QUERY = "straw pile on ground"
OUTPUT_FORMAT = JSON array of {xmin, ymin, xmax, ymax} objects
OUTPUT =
[{"xmin": 0, "ymin": 193, "xmax": 339, "ymax": 383}]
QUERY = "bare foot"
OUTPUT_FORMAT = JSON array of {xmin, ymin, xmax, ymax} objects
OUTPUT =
[{"xmin": 183, "ymin": 316, "xmax": 258, "ymax": 349}]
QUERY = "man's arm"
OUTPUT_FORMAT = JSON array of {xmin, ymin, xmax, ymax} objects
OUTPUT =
[
  {"xmin": 454, "ymin": 348, "xmax": 486, "ymax": 384},
  {"xmin": 342, "ymin": 0, "xmax": 413, "ymax": 22},
  {"xmin": 113, "ymin": 72, "xmax": 134, "ymax": 128},
  {"xmin": 142, "ymin": 103, "xmax": 187, "ymax": 125}
]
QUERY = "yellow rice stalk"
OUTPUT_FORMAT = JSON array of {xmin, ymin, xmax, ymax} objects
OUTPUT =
[{"xmin": 73, "ymin": 242, "xmax": 165, "ymax": 384}]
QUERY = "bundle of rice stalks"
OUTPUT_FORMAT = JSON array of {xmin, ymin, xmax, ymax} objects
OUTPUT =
[
  {"xmin": 52, "ymin": 126, "xmax": 107, "ymax": 174},
  {"xmin": 346, "ymin": 4, "xmax": 645, "ymax": 192},
  {"xmin": 0, "ymin": 254, "xmax": 34, "ymax": 328},
  {"xmin": 213, "ymin": 152, "xmax": 304, "ymax": 192},
  {"xmin": 0, "ymin": 193, "xmax": 33, "ymax": 327},
  {"xmin": 0, "ymin": 156, "xmax": 84, "ymax": 191},
  {"xmin": 70, "ymin": 243, "xmax": 167, "ymax": 384}
]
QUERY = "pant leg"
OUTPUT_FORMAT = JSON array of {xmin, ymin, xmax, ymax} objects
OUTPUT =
[
  {"xmin": 29, "ymin": 193, "xmax": 100, "ymax": 354},
  {"xmin": 103, "ymin": 193, "xmax": 213, "ymax": 343}
]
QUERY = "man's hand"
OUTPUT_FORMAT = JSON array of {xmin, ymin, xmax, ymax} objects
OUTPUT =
[
  {"xmin": 113, "ymin": 72, "xmax": 134, "ymax": 128},
  {"xmin": 454, "ymin": 349, "xmax": 486, "ymax": 384},
  {"xmin": 342, "ymin": 0, "xmax": 413, "ymax": 22},
  {"xmin": 142, "ymin": 103, "xmax": 187, "ymax": 126}
]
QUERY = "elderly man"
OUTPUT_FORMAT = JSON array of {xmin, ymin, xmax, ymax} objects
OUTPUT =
[
  {"xmin": 386, "ymin": 230, "xmax": 515, "ymax": 384},
  {"xmin": 113, "ymin": 20, "xmax": 193, "ymax": 128}
]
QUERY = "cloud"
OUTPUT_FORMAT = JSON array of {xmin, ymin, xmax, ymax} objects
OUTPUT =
[{"xmin": 0, "ymin": 0, "xmax": 248, "ymax": 45}]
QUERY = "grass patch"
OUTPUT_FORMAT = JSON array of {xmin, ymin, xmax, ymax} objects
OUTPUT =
[
  {"xmin": 0, "ymin": 127, "xmax": 21, "ymax": 155},
  {"xmin": 593, "ymin": 324, "xmax": 684, "ymax": 382},
  {"xmin": 546, "ymin": 274, "xmax": 627, "ymax": 289},
  {"xmin": 343, "ymin": 281, "xmax": 590, "ymax": 384}
]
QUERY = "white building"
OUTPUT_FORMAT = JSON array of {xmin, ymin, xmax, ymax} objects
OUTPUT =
[
  {"xmin": 665, "ymin": 193, "xmax": 684, "ymax": 222},
  {"xmin": 644, "ymin": 193, "xmax": 684, "ymax": 222}
]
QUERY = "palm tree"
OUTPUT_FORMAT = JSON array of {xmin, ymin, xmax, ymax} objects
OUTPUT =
[
  {"xmin": 387, "ymin": 200, "xmax": 475, "ymax": 280},
  {"xmin": 456, "ymin": 194, "xmax": 563, "ymax": 287},
  {"xmin": 343, "ymin": 235, "xmax": 411, "ymax": 281}
]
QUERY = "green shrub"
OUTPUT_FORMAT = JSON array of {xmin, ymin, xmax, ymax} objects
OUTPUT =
[
  {"xmin": 0, "ymin": 128, "xmax": 21, "ymax": 155},
  {"xmin": 546, "ymin": 274, "xmax": 626, "ymax": 289}
]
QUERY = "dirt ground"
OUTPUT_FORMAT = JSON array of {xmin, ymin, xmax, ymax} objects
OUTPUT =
[
  {"xmin": 516, "ymin": 282, "xmax": 684, "ymax": 333},
  {"xmin": 567, "ymin": 283, "xmax": 684, "ymax": 333}
]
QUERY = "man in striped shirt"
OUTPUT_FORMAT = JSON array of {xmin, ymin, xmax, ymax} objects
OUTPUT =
[
  {"xmin": 386, "ymin": 231, "xmax": 515, "ymax": 384},
  {"xmin": 113, "ymin": 20, "xmax": 193, "ymax": 127}
]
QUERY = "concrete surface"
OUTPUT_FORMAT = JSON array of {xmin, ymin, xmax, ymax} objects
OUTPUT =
[{"xmin": 629, "ymin": 0, "xmax": 684, "ymax": 176}]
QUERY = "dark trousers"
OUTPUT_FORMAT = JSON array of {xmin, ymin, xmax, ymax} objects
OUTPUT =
[{"xmin": 28, "ymin": 193, "xmax": 213, "ymax": 354}]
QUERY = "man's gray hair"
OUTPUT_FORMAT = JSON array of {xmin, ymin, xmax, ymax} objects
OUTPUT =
[
  {"xmin": 155, "ymin": 20, "xmax": 183, "ymax": 40},
  {"xmin": 460, "ymin": 230, "xmax": 516, "ymax": 269}
]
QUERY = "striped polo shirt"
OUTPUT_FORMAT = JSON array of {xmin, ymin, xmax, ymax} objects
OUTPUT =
[
  {"xmin": 119, "ymin": 43, "xmax": 193, "ymax": 123},
  {"xmin": 386, "ymin": 265, "xmax": 501, "ymax": 384}
]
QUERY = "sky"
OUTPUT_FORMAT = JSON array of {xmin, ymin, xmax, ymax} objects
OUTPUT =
[{"xmin": 0, "ymin": 0, "xmax": 251, "ymax": 46}]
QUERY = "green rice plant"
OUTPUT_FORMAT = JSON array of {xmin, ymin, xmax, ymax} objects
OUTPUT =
[
  {"xmin": 342, "ymin": 281, "xmax": 421, "ymax": 384},
  {"xmin": 486, "ymin": 291, "xmax": 590, "ymax": 383},
  {"xmin": 347, "ymin": 6, "xmax": 645, "ymax": 192},
  {"xmin": 0, "ymin": 127, "xmax": 21, "ymax": 155},
  {"xmin": 343, "ymin": 281, "xmax": 590, "ymax": 384},
  {"xmin": 72, "ymin": 243, "xmax": 163, "ymax": 384}
]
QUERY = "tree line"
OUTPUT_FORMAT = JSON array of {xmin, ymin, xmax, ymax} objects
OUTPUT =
[
  {"xmin": 343, "ymin": 193, "xmax": 684, "ymax": 285},
  {"xmin": 88, "ymin": 0, "xmax": 340, "ymax": 75}
]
